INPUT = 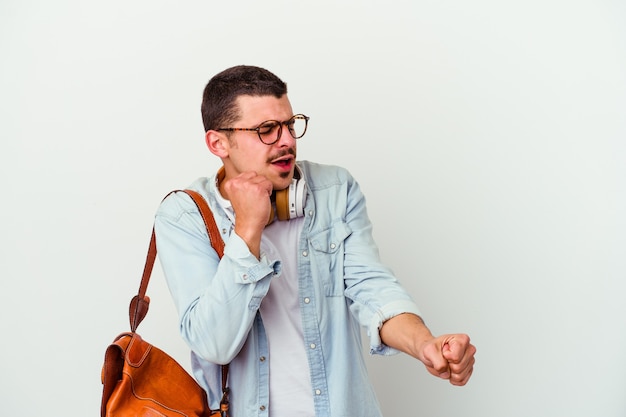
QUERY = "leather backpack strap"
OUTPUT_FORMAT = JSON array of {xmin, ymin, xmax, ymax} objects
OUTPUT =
[
  {"xmin": 129, "ymin": 230, "xmax": 156, "ymax": 332},
  {"xmin": 180, "ymin": 190, "xmax": 230, "ymax": 402},
  {"xmin": 129, "ymin": 190, "xmax": 177, "ymax": 332},
  {"xmin": 127, "ymin": 189, "xmax": 230, "ymax": 401},
  {"xmin": 129, "ymin": 189, "xmax": 224, "ymax": 330},
  {"xmin": 182, "ymin": 190, "xmax": 225, "ymax": 257}
]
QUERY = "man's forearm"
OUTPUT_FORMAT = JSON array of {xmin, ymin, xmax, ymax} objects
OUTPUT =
[{"xmin": 379, "ymin": 313, "xmax": 434, "ymax": 360}]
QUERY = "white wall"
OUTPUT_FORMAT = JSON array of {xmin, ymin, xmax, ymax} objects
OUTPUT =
[{"xmin": 1, "ymin": 1, "xmax": 625, "ymax": 416}]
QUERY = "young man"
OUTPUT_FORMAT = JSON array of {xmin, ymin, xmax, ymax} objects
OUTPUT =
[{"xmin": 154, "ymin": 65, "xmax": 476, "ymax": 417}]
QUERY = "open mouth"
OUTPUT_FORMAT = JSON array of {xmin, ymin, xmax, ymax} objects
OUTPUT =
[
  {"xmin": 273, "ymin": 159, "xmax": 291, "ymax": 168},
  {"xmin": 271, "ymin": 156, "xmax": 294, "ymax": 170}
]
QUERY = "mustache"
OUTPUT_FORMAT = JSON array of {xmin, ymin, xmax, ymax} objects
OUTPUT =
[{"xmin": 267, "ymin": 148, "xmax": 296, "ymax": 163}]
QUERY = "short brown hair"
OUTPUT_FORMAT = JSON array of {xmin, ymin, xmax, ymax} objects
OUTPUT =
[{"xmin": 201, "ymin": 65, "xmax": 288, "ymax": 132}]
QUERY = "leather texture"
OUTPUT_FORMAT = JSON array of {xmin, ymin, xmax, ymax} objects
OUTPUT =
[
  {"xmin": 101, "ymin": 190, "xmax": 229, "ymax": 417},
  {"xmin": 101, "ymin": 333, "xmax": 220, "ymax": 417}
]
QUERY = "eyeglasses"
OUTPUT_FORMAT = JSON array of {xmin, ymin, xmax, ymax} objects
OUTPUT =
[{"xmin": 217, "ymin": 114, "xmax": 309, "ymax": 145}]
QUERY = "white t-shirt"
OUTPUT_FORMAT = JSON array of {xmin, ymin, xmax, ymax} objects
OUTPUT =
[
  {"xmin": 260, "ymin": 218, "xmax": 315, "ymax": 417},
  {"xmin": 214, "ymin": 189, "xmax": 314, "ymax": 416}
]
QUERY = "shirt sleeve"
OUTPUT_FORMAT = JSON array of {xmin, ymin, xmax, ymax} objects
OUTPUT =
[
  {"xmin": 338, "ymin": 174, "xmax": 423, "ymax": 356},
  {"xmin": 368, "ymin": 300, "xmax": 422, "ymax": 355},
  {"xmin": 154, "ymin": 191, "xmax": 281, "ymax": 364}
]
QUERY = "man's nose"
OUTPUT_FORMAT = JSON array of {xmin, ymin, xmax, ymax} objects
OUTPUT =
[{"xmin": 275, "ymin": 124, "xmax": 296, "ymax": 146}]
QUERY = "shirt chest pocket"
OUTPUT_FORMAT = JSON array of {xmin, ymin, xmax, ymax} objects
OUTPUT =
[{"xmin": 308, "ymin": 221, "xmax": 352, "ymax": 296}]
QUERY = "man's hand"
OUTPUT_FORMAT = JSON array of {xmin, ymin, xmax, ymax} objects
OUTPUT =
[
  {"xmin": 380, "ymin": 313, "xmax": 476, "ymax": 386},
  {"xmin": 222, "ymin": 171, "xmax": 273, "ymax": 258},
  {"xmin": 420, "ymin": 334, "xmax": 476, "ymax": 386}
]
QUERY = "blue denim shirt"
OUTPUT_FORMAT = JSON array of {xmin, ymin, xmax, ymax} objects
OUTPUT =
[{"xmin": 154, "ymin": 160, "xmax": 422, "ymax": 417}]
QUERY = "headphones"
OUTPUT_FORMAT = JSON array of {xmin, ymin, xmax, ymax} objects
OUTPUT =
[
  {"xmin": 217, "ymin": 166, "xmax": 307, "ymax": 225},
  {"xmin": 272, "ymin": 175, "xmax": 307, "ymax": 223}
]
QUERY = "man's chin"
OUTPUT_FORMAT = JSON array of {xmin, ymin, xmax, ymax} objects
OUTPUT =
[{"xmin": 274, "ymin": 176, "xmax": 293, "ymax": 191}]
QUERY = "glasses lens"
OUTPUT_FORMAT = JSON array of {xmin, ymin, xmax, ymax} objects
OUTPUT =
[
  {"xmin": 258, "ymin": 121, "xmax": 281, "ymax": 144},
  {"xmin": 287, "ymin": 115, "xmax": 308, "ymax": 139}
]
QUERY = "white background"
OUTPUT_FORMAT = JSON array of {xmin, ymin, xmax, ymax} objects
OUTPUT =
[{"xmin": 1, "ymin": 1, "xmax": 625, "ymax": 416}]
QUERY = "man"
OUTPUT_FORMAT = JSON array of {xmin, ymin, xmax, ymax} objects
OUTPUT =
[{"xmin": 155, "ymin": 65, "xmax": 476, "ymax": 417}]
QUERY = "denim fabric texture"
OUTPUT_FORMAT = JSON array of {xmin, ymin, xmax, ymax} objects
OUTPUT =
[{"xmin": 154, "ymin": 160, "xmax": 421, "ymax": 417}]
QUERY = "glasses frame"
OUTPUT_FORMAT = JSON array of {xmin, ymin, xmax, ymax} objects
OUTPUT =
[{"xmin": 216, "ymin": 114, "xmax": 309, "ymax": 145}]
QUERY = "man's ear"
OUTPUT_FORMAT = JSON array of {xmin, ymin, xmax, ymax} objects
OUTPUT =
[{"xmin": 205, "ymin": 130, "xmax": 229, "ymax": 158}]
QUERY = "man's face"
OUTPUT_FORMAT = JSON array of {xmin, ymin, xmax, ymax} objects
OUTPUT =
[{"xmin": 220, "ymin": 94, "xmax": 297, "ymax": 191}]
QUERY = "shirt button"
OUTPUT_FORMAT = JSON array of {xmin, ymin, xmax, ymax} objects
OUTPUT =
[
  {"xmin": 302, "ymin": 251, "xmax": 308, "ymax": 257},
  {"xmin": 330, "ymin": 243, "xmax": 336, "ymax": 250},
  {"xmin": 260, "ymin": 405, "xmax": 266, "ymax": 411},
  {"xmin": 315, "ymin": 389, "xmax": 322, "ymax": 395},
  {"xmin": 242, "ymin": 274, "xmax": 248, "ymax": 280},
  {"xmin": 310, "ymin": 343, "xmax": 316, "ymax": 349},
  {"xmin": 260, "ymin": 356, "xmax": 266, "ymax": 362},
  {"xmin": 308, "ymin": 210, "xmax": 313, "ymax": 216},
  {"xmin": 221, "ymin": 228, "xmax": 227, "ymax": 234},
  {"xmin": 304, "ymin": 297, "xmax": 310, "ymax": 304}
]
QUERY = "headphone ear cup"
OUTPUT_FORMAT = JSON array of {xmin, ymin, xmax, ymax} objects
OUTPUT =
[
  {"xmin": 267, "ymin": 205, "xmax": 276, "ymax": 226},
  {"xmin": 275, "ymin": 188, "xmax": 290, "ymax": 221}
]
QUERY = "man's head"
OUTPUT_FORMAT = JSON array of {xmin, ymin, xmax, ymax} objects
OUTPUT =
[
  {"xmin": 201, "ymin": 65, "xmax": 288, "ymax": 132},
  {"xmin": 202, "ymin": 65, "xmax": 305, "ymax": 192}
]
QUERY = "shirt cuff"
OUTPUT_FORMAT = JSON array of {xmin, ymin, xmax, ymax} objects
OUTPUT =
[
  {"xmin": 368, "ymin": 300, "xmax": 422, "ymax": 356},
  {"xmin": 224, "ymin": 233, "xmax": 282, "ymax": 284}
]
